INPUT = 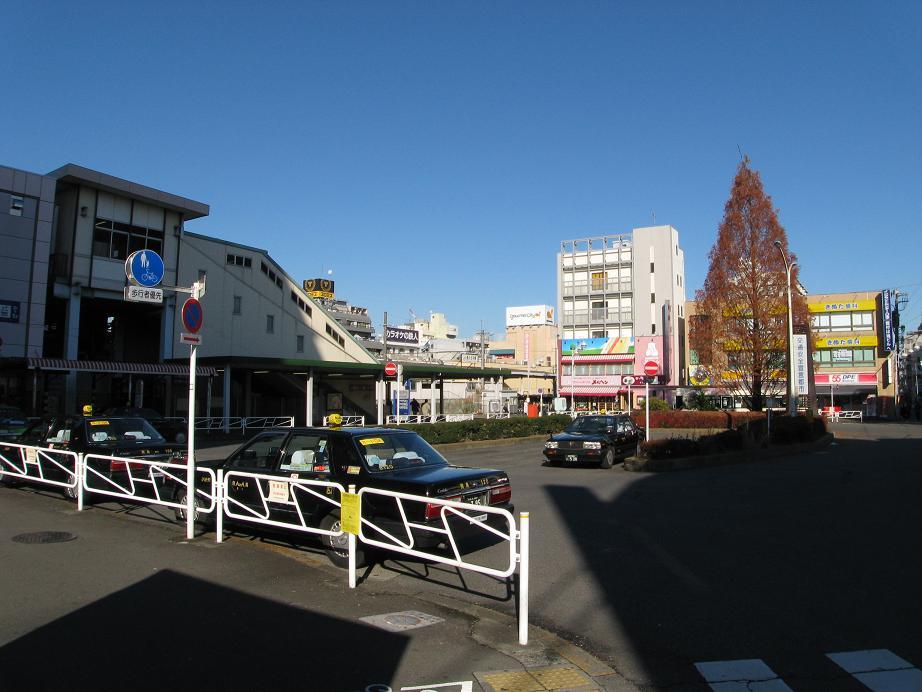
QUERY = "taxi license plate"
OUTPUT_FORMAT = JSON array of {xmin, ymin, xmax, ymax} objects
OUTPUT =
[
  {"xmin": 566, "ymin": 454, "xmax": 578, "ymax": 462},
  {"xmin": 466, "ymin": 492, "xmax": 488, "ymax": 506}
]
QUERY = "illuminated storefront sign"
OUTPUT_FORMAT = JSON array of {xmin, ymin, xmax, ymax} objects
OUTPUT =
[
  {"xmin": 561, "ymin": 336, "xmax": 634, "ymax": 356},
  {"xmin": 814, "ymin": 373, "xmax": 877, "ymax": 385}
]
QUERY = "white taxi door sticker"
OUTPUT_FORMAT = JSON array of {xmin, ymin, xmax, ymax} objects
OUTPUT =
[{"xmin": 268, "ymin": 480, "xmax": 289, "ymax": 503}]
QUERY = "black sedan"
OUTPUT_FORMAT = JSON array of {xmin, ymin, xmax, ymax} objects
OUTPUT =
[
  {"xmin": 0, "ymin": 415, "xmax": 185, "ymax": 500},
  {"xmin": 102, "ymin": 406, "xmax": 188, "ymax": 443},
  {"xmin": 174, "ymin": 426, "xmax": 513, "ymax": 568},
  {"xmin": 543, "ymin": 414, "xmax": 640, "ymax": 468}
]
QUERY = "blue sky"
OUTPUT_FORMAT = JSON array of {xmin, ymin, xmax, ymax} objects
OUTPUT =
[{"xmin": 5, "ymin": 2, "xmax": 921, "ymax": 339}]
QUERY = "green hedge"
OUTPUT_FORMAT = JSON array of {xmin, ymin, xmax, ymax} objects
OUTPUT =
[
  {"xmin": 638, "ymin": 414, "xmax": 826, "ymax": 458},
  {"xmin": 396, "ymin": 414, "xmax": 572, "ymax": 444}
]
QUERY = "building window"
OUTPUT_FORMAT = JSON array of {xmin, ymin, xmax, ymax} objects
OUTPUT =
[
  {"xmin": 267, "ymin": 314, "xmax": 275, "ymax": 334},
  {"xmin": 650, "ymin": 262, "xmax": 654, "ymax": 273},
  {"xmin": 296, "ymin": 335, "xmax": 304, "ymax": 352},
  {"xmin": 651, "ymin": 293, "xmax": 656, "ymax": 304},
  {"xmin": 652, "ymin": 323, "xmax": 656, "ymax": 334},
  {"xmin": 10, "ymin": 196, "xmax": 23, "ymax": 216},
  {"xmin": 92, "ymin": 218, "xmax": 164, "ymax": 260},
  {"xmin": 233, "ymin": 296, "xmax": 242, "ymax": 315},
  {"xmin": 227, "ymin": 253, "xmax": 251, "ymax": 267}
]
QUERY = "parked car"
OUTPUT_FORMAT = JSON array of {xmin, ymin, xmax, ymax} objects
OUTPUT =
[
  {"xmin": 542, "ymin": 414, "xmax": 640, "ymax": 468},
  {"xmin": 173, "ymin": 426, "xmax": 513, "ymax": 568},
  {"xmin": 102, "ymin": 406, "xmax": 188, "ymax": 443},
  {"xmin": 0, "ymin": 406, "xmax": 35, "ymax": 440},
  {"xmin": 0, "ymin": 415, "xmax": 185, "ymax": 500}
]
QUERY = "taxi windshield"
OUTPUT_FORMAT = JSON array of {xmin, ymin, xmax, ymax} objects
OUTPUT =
[
  {"xmin": 83, "ymin": 417, "xmax": 166, "ymax": 445},
  {"xmin": 357, "ymin": 432, "xmax": 448, "ymax": 472},
  {"xmin": 566, "ymin": 417, "xmax": 610, "ymax": 434}
]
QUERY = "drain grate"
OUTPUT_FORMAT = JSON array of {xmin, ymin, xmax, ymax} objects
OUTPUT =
[{"xmin": 12, "ymin": 531, "xmax": 77, "ymax": 544}]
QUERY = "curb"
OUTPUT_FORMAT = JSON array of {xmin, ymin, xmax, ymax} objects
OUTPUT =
[
  {"xmin": 623, "ymin": 432, "xmax": 835, "ymax": 472},
  {"xmin": 418, "ymin": 593, "xmax": 638, "ymax": 690}
]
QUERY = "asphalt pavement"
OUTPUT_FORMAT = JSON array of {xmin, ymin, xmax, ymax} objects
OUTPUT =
[{"xmin": 0, "ymin": 447, "xmax": 635, "ymax": 692}]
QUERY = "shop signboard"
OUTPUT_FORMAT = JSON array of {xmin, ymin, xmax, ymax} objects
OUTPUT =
[
  {"xmin": 793, "ymin": 333, "xmax": 809, "ymax": 395},
  {"xmin": 506, "ymin": 305, "xmax": 555, "ymax": 327},
  {"xmin": 561, "ymin": 336, "xmax": 634, "ymax": 356},
  {"xmin": 882, "ymin": 289, "xmax": 893, "ymax": 352},
  {"xmin": 385, "ymin": 326, "xmax": 419, "ymax": 345}
]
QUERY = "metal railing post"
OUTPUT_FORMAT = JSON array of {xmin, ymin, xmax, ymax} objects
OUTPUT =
[
  {"xmin": 76, "ymin": 453, "xmax": 84, "ymax": 512},
  {"xmin": 348, "ymin": 484, "xmax": 357, "ymax": 589},
  {"xmin": 216, "ymin": 469, "xmax": 224, "ymax": 543},
  {"xmin": 518, "ymin": 511, "xmax": 530, "ymax": 645}
]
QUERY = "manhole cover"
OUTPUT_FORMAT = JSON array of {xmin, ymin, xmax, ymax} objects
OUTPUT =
[
  {"xmin": 360, "ymin": 610, "xmax": 444, "ymax": 632},
  {"xmin": 12, "ymin": 531, "xmax": 77, "ymax": 544}
]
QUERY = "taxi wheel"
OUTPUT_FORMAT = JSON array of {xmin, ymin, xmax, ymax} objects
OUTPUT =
[
  {"xmin": 320, "ymin": 512, "xmax": 366, "ymax": 569},
  {"xmin": 63, "ymin": 480, "xmax": 80, "ymax": 502},
  {"xmin": 174, "ymin": 490, "xmax": 206, "ymax": 525},
  {"xmin": 599, "ymin": 448, "xmax": 614, "ymax": 469}
]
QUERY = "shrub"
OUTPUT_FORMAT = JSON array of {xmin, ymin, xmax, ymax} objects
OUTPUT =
[
  {"xmin": 640, "ymin": 437, "xmax": 700, "ymax": 459},
  {"xmin": 646, "ymin": 397, "xmax": 671, "ymax": 411},
  {"xmin": 769, "ymin": 415, "xmax": 813, "ymax": 444},
  {"xmin": 398, "ymin": 414, "xmax": 572, "ymax": 445}
]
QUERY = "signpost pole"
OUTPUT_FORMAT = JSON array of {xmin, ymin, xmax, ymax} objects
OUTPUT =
[
  {"xmin": 186, "ymin": 281, "xmax": 200, "ymax": 540},
  {"xmin": 645, "ymin": 379, "xmax": 650, "ymax": 442}
]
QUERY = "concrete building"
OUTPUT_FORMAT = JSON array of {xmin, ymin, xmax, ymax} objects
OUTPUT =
[
  {"xmin": 556, "ymin": 226, "xmax": 686, "ymax": 409},
  {"xmin": 809, "ymin": 290, "xmax": 898, "ymax": 417},
  {"xmin": 683, "ymin": 289, "xmax": 901, "ymax": 417},
  {"xmin": 0, "ymin": 161, "xmax": 515, "ymax": 424}
]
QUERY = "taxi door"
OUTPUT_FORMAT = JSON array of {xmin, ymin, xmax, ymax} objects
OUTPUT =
[
  {"xmin": 222, "ymin": 430, "xmax": 290, "ymax": 520},
  {"xmin": 273, "ymin": 432, "xmax": 335, "ymax": 524}
]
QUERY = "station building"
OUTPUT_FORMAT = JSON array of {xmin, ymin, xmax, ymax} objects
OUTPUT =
[
  {"xmin": 0, "ymin": 162, "xmax": 511, "ymax": 423},
  {"xmin": 556, "ymin": 226, "xmax": 687, "ymax": 410}
]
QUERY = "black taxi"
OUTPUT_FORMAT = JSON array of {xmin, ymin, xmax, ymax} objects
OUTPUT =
[
  {"xmin": 542, "ymin": 414, "xmax": 640, "ymax": 468},
  {"xmin": 0, "ymin": 415, "xmax": 184, "ymax": 500},
  {"xmin": 175, "ymin": 427, "xmax": 513, "ymax": 567}
]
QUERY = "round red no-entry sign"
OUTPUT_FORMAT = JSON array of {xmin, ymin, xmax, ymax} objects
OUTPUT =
[
  {"xmin": 181, "ymin": 298, "xmax": 204, "ymax": 334},
  {"xmin": 643, "ymin": 360, "xmax": 659, "ymax": 377},
  {"xmin": 384, "ymin": 361, "xmax": 398, "ymax": 377}
]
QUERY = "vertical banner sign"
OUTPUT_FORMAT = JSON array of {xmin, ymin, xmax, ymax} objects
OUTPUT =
[
  {"xmin": 793, "ymin": 334, "xmax": 809, "ymax": 396},
  {"xmin": 882, "ymin": 289, "xmax": 893, "ymax": 353},
  {"xmin": 523, "ymin": 333, "xmax": 530, "ymax": 364}
]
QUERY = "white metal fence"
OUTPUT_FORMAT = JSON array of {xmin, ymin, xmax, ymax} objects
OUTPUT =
[
  {"xmin": 80, "ymin": 453, "xmax": 217, "ymax": 516},
  {"xmin": 194, "ymin": 416, "xmax": 295, "ymax": 433},
  {"xmin": 828, "ymin": 410, "xmax": 863, "ymax": 422},
  {"xmin": 322, "ymin": 415, "xmax": 366, "ymax": 427},
  {"xmin": 1, "ymin": 444, "xmax": 531, "ymax": 645},
  {"xmin": 0, "ymin": 442, "xmax": 79, "ymax": 493}
]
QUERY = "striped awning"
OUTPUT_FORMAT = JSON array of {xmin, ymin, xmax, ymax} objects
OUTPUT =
[{"xmin": 27, "ymin": 358, "xmax": 216, "ymax": 377}]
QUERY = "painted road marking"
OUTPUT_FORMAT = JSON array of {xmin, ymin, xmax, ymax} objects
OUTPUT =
[
  {"xmin": 694, "ymin": 659, "xmax": 793, "ymax": 691},
  {"xmin": 827, "ymin": 649, "xmax": 922, "ymax": 691}
]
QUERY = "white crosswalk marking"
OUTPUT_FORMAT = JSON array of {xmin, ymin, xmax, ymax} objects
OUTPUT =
[
  {"xmin": 695, "ymin": 659, "xmax": 794, "ymax": 691},
  {"xmin": 827, "ymin": 649, "xmax": 922, "ymax": 692}
]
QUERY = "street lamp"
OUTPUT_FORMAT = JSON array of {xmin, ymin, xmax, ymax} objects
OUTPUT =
[
  {"xmin": 570, "ymin": 341, "xmax": 586, "ymax": 414},
  {"xmin": 774, "ymin": 240, "xmax": 797, "ymax": 416}
]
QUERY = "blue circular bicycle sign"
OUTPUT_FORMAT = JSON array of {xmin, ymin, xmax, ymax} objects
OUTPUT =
[{"xmin": 125, "ymin": 250, "xmax": 165, "ymax": 288}]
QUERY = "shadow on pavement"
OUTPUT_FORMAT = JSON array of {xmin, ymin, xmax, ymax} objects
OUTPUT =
[
  {"xmin": 543, "ymin": 433, "xmax": 922, "ymax": 687},
  {"xmin": 0, "ymin": 570, "xmax": 408, "ymax": 691}
]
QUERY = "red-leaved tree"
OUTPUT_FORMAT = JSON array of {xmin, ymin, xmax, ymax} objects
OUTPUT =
[{"xmin": 689, "ymin": 158, "xmax": 809, "ymax": 411}]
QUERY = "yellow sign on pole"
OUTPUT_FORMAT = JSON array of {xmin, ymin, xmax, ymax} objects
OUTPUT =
[{"xmin": 341, "ymin": 492, "xmax": 360, "ymax": 535}]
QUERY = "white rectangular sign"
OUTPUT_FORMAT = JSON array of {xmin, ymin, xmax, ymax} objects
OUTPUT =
[
  {"xmin": 124, "ymin": 286, "xmax": 164, "ymax": 304},
  {"xmin": 180, "ymin": 333, "xmax": 202, "ymax": 345},
  {"xmin": 793, "ymin": 333, "xmax": 809, "ymax": 395},
  {"xmin": 506, "ymin": 305, "xmax": 554, "ymax": 327}
]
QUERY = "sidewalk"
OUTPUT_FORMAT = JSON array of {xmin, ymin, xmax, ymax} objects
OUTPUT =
[{"xmin": 0, "ymin": 485, "xmax": 636, "ymax": 691}]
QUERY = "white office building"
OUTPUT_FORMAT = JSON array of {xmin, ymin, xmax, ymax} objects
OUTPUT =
[{"xmin": 557, "ymin": 225, "xmax": 687, "ymax": 408}]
